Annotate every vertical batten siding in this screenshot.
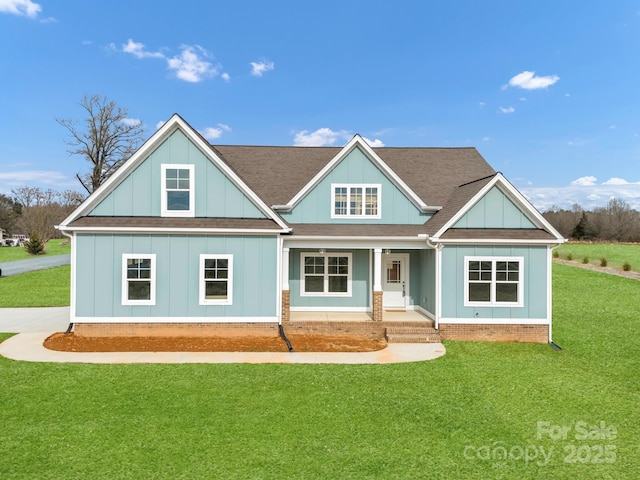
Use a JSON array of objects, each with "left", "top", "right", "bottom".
[
  {"left": 281, "top": 147, "right": 429, "bottom": 225},
  {"left": 454, "top": 187, "right": 536, "bottom": 229},
  {"left": 75, "top": 234, "right": 278, "bottom": 319},
  {"left": 88, "top": 130, "right": 266, "bottom": 219},
  {"left": 440, "top": 245, "right": 548, "bottom": 320}
]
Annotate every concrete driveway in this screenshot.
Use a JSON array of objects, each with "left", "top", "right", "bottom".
[
  {"left": 0, "top": 307, "right": 70, "bottom": 333},
  {"left": 0, "top": 254, "right": 70, "bottom": 277}
]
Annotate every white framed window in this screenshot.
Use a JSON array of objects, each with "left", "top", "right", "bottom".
[
  {"left": 122, "top": 254, "right": 156, "bottom": 305},
  {"left": 301, "top": 252, "right": 352, "bottom": 297},
  {"left": 161, "top": 164, "right": 195, "bottom": 217},
  {"left": 464, "top": 256, "right": 524, "bottom": 307},
  {"left": 331, "top": 184, "right": 381, "bottom": 219},
  {"left": 199, "top": 254, "right": 233, "bottom": 305}
]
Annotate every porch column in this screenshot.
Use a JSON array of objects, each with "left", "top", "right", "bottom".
[
  {"left": 373, "top": 248, "right": 383, "bottom": 321},
  {"left": 281, "top": 248, "right": 290, "bottom": 323}
]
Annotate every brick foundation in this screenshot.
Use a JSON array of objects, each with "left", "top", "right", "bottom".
[
  {"left": 74, "top": 322, "right": 279, "bottom": 338},
  {"left": 372, "top": 291, "right": 383, "bottom": 321},
  {"left": 438, "top": 323, "right": 549, "bottom": 343},
  {"left": 281, "top": 290, "right": 290, "bottom": 323}
]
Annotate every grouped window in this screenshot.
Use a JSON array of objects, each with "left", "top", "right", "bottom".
[
  {"left": 331, "top": 184, "right": 381, "bottom": 218},
  {"left": 121, "top": 254, "right": 156, "bottom": 305},
  {"left": 464, "top": 256, "right": 523, "bottom": 307},
  {"left": 161, "top": 164, "right": 194, "bottom": 217},
  {"left": 301, "top": 252, "right": 352, "bottom": 296}
]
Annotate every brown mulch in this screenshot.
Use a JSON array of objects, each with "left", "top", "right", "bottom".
[
  {"left": 43, "top": 333, "right": 387, "bottom": 353},
  {"left": 553, "top": 258, "right": 640, "bottom": 281}
]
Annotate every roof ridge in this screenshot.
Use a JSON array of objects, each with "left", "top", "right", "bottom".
[{"left": 457, "top": 173, "right": 498, "bottom": 188}]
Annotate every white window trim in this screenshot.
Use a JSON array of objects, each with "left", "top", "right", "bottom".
[
  {"left": 199, "top": 254, "right": 233, "bottom": 306},
  {"left": 331, "top": 183, "right": 381, "bottom": 219},
  {"left": 464, "top": 256, "right": 524, "bottom": 307},
  {"left": 300, "top": 252, "right": 352, "bottom": 297},
  {"left": 121, "top": 254, "right": 156, "bottom": 306},
  {"left": 161, "top": 164, "right": 195, "bottom": 217}
]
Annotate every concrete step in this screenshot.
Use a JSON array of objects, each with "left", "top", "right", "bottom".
[{"left": 385, "top": 326, "right": 442, "bottom": 343}]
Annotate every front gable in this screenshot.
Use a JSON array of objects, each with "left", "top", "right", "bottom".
[
  {"left": 280, "top": 138, "right": 433, "bottom": 225},
  {"left": 88, "top": 129, "right": 266, "bottom": 219},
  {"left": 453, "top": 185, "right": 536, "bottom": 229}
]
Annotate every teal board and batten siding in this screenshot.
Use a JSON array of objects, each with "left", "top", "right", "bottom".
[
  {"left": 440, "top": 245, "right": 548, "bottom": 319},
  {"left": 75, "top": 234, "right": 278, "bottom": 319},
  {"left": 280, "top": 146, "right": 431, "bottom": 225},
  {"left": 88, "top": 130, "right": 266, "bottom": 219},
  {"left": 454, "top": 186, "right": 536, "bottom": 229},
  {"left": 289, "top": 249, "right": 370, "bottom": 308},
  {"left": 415, "top": 249, "right": 436, "bottom": 315}
]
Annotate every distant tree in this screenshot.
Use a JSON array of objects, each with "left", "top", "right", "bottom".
[
  {"left": 571, "top": 211, "right": 595, "bottom": 241},
  {"left": 57, "top": 94, "right": 145, "bottom": 195},
  {"left": 592, "top": 198, "right": 637, "bottom": 242},
  {"left": 542, "top": 204, "right": 582, "bottom": 239},
  {"left": 0, "top": 193, "right": 22, "bottom": 236},
  {"left": 11, "top": 187, "right": 82, "bottom": 254}
]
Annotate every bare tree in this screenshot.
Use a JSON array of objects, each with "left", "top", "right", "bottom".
[
  {"left": 12, "top": 187, "right": 82, "bottom": 254},
  {"left": 57, "top": 94, "right": 145, "bottom": 194}
]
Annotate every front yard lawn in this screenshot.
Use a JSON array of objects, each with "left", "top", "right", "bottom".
[{"left": 0, "top": 263, "right": 637, "bottom": 478}]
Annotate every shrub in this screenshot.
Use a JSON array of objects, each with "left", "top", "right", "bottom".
[
  {"left": 553, "top": 250, "right": 559, "bottom": 258},
  {"left": 566, "top": 253, "right": 573, "bottom": 261},
  {"left": 23, "top": 235, "right": 46, "bottom": 255},
  {"left": 623, "top": 262, "right": 631, "bottom": 272},
  {"left": 582, "top": 256, "right": 589, "bottom": 264},
  {"left": 600, "top": 257, "right": 608, "bottom": 267}
]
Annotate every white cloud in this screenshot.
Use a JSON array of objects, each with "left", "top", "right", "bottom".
[
  {"left": 293, "top": 128, "right": 350, "bottom": 146},
  {"left": 478, "top": 102, "right": 486, "bottom": 108},
  {"left": 168, "top": 45, "right": 218, "bottom": 82},
  {"left": 506, "top": 70, "right": 559, "bottom": 90},
  {"left": 122, "top": 39, "right": 164, "bottom": 59},
  {"left": 571, "top": 176, "right": 597, "bottom": 186},
  {"left": 0, "top": 170, "right": 75, "bottom": 194},
  {"left": 120, "top": 117, "right": 142, "bottom": 127},
  {"left": 217, "top": 123, "right": 231, "bottom": 132},
  {"left": 482, "top": 136, "right": 491, "bottom": 142},
  {"left": 520, "top": 176, "right": 640, "bottom": 211},
  {"left": 155, "top": 120, "right": 166, "bottom": 130},
  {"left": 603, "top": 177, "right": 632, "bottom": 185},
  {"left": 221, "top": 72, "right": 230, "bottom": 82},
  {"left": 499, "top": 106, "right": 515, "bottom": 114},
  {"left": 609, "top": 124, "right": 616, "bottom": 129},
  {"left": 0, "top": 0, "right": 41, "bottom": 18},
  {"left": 200, "top": 127, "right": 223, "bottom": 141},
  {"left": 363, "top": 137, "right": 385, "bottom": 147},
  {"left": 250, "top": 60, "right": 274, "bottom": 77}
]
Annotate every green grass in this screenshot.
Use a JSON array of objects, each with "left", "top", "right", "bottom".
[
  {"left": 0, "top": 263, "right": 638, "bottom": 478},
  {"left": 0, "top": 238, "right": 71, "bottom": 262},
  {"left": 0, "top": 265, "right": 70, "bottom": 307},
  {"left": 556, "top": 242, "right": 640, "bottom": 272}
]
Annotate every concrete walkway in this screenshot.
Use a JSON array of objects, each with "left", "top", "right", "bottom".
[
  {"left": 0, "top": 254, "right": 71, "bottom": 277},
  {"left": 0, "top": 332, "right": 446, "bottom": 364},
  {"left": 0, "top": 307, "right": 446, "bottom": 364}
]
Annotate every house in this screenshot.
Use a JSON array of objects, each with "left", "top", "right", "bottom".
[{"left": 57, "top": 114, "right": 565, "bottom": 344}]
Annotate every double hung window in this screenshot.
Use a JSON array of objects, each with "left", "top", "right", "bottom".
[
  {"left": 161, "top": 164, "right": 194, "bottom": 216},
  {"left": 199, "top": 254, "right": 233, "bottom": 305},
  {"left": 122, "top": 254, "right": 156, "bottom": 305},
  {"left": 464, "top": 257, "right": 523, "bottom": 306}
]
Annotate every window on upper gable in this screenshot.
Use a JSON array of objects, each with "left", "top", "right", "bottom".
[
  {"left": 331, "top": 184, "right": 381, "bottom": 219},
  {"left": 161, "top": 164, "right": 194, "bottom": 217}
]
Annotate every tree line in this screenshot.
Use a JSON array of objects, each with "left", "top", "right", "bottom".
[{"left": 543, "top": 198, "right": 640, "bottom": 242}]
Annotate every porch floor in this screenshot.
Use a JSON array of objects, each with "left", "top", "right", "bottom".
[{"left": 289, "top": 309, "right": 431, "bottom": 323}]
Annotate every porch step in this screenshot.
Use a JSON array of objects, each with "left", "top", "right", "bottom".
[{"left": 385, "top": 326, "right": 442, "bottom": 344}]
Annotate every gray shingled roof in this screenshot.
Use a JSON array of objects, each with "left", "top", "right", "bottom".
[
  {"left": 212, "top": 145, "right": 495, "bottom": 208},
  {"left": 68, "top": 217, "right": 283, "bottom": 230}
]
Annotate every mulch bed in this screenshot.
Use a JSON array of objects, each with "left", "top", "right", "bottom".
[
  {"left": 43, "top": 333, "right": 387, "bottom": 353},
  {"left": 553, "top": 258, "right": 640, "bottom": 281}
]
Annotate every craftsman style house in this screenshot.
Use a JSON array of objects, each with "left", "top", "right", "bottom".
[{"left": 57, "top": 114, "right": 565, "bottom": 343}]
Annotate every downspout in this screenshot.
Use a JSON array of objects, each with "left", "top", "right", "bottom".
[
  {"left": 548, "top": 243, "right": 563, "bottom": 350},
  {"left": 59, "top": 228, "right": 75, "bottom": 334},
  {"left": 424, "top": 236, "right": 442, "bottom": 330}
]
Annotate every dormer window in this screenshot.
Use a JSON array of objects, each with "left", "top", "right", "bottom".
[
  {"left": 331, "top": 184, "right": 381, "bottom": 219},
  {"left": 161, "top": 164, "right": 194, "bottom": 217}
]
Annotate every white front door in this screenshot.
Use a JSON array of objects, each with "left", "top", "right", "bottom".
[{"left": 382, "top": 254, "right": 409, "bottom": 309}]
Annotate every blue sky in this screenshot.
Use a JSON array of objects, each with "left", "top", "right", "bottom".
[{"left": 1, "top": 0, "right": 640, "bottom": 211}]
